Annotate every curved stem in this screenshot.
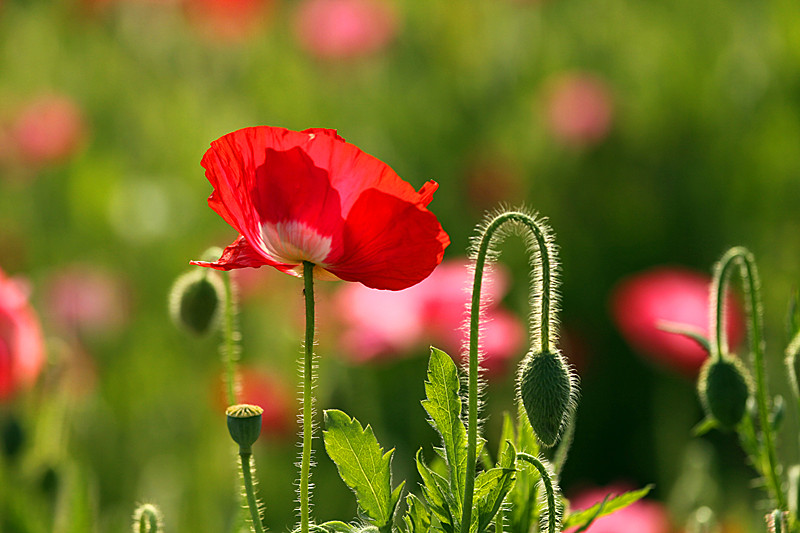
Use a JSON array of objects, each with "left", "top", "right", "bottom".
[
  {"left": 462, "top": 211, "right": 555, "bottom": 533},
  {"left": 517, "top": 453, "right": 558, "bottom": 533},
  {"left": 300, "top": 261, "right": 316, "bottom": 533},
  {"left": 240, "top": 451, "right": 266, "bottom": 533},
  {"left": 222, "top": 272, "right": 239, "bottom": 406},
  {"left": 714, "top": 247, "right": 786, "bottom": 509}
]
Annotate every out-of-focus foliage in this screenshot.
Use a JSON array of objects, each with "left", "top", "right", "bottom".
[{"left": 1, "top": 0, "right": 800, "bottom": 531}]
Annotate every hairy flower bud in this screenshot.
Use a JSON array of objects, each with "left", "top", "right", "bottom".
[
  {"left": 168, "top": 269, "right": 224, "bottom": 336},
  {"left": 518, "top": 350, "right": 574, "bottom": 447},
  {"left": 226, "top": 404, "right": 264, "bottom": 451},
  {"left": 697, "top": 355, "right": 752, "bottom": 429}
]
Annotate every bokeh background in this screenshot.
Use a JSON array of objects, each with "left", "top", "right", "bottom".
[{"left": 2, "top": 0, "right": 800, "bottom": 531}]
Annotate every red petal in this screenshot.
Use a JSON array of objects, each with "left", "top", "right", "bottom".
[
  {"left": 328, "top": 189, "right": 450, "bottom": 290},
  {"left": 191, "top": 235, "right": 290, "bottom": 271}
]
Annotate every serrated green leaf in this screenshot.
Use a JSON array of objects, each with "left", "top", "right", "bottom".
[
  {"left": 403, "top": 493, "right": 431, "bottom": 533},
  {"left": 323, "top": 410, "right": 397, "bottom": 528},
  {"left": 470, "top": 441, "right": 516, "bottom": 533},
  {"left": 422, "top": 347, "right": 468, "bottom": 512},
  {"left": 562, "top": 485, "right": 654, "bottom": 529},
  {"left": 504, "top": 409, "right": 541, "bottom": 533},
  {"left": 417, "top": 449, "right": 458, "bottom": 533},
  {"left": 312, "top": 521, "right": 356, "bottom": 533}
]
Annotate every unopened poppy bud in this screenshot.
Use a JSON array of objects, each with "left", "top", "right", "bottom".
[
  {"left": 518, "top": 350, "right": 573, "bottom": 447},
  {"left": 226, "top": 404, "right": 263, "bottom": 451},
  {"left": 132, "top": 503, "right": 162, "bottom": 533},
  {"left": 697, "top": 355, "right": 752, "bottom": 429},
  {"left": 168, "top": 268, "right": 224, "bottom": 336}
]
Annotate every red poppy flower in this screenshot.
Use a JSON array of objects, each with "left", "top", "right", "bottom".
[
  {"left": 0, "top": 268, "right": 45, "bottom": 402},
  {"left": 192, "top": 126, "right": 449, "bottom": 291}
]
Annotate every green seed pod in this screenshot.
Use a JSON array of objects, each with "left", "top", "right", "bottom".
[
  {"left": 518, "top": 350, "right": 573, "bottom": 447},
  {"left": 697, "top": 355, "right": 752, "bottom": 429},
  {"left": 168, "top": 269, "right": 224, "bottom": 336},
  {"left": 226, "top": 404, "right": 263, "bottom": 451}
]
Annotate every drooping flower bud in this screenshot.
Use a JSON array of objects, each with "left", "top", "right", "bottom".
[
  {"left": 518, "top": 350, "right": 574, "bottom": 447},
  {"left": 132, "top": 503, "right": 162, "bottom": 533},
  {"left": 168, "top": 268, "right": 224, "bottom": 336},
  {"left": 226, "top": 404, "right": 264, "bottom": 451},
  {"left": 697, "top": 355, "right": 752, "bottom": 429}
]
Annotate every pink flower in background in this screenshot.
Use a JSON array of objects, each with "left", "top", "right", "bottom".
[
  {"left": 183, "top": 0, "right": 274, "bottom": 42},
  {"left": 44, "top": 265, "right": 130, "bottom": 337},
  {"left": 294, "top": 0, "right": 398, "bottom": 60},
  {"left": 335, "top": 259, "right": 525, "bottom": 376},
  {"left": 611, "top": 267, "right": 745, "bottom": 376},
  {"left": 543, "top": 72, "right": 613, "bottom": 147},
  {"left": 11, "top": 95, "right": 87, "bottom": 166},
  {"left": 565, "top": 485, "right": 671, "bottom": 533},
  {"left": 0, "top": 267, "right": 45, "bottom": 402}
]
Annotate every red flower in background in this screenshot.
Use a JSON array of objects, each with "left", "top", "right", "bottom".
[
  {"left": 183, "top": 0, "right": 274, "bottom": 42},
  {"left": 611, "top": 267, "right": 745, "bottom": 376},
  {"left": 11, "top": 95, "right": 87, "bottom": 167},
  {"left": 565, "top": 485, "right": 671, "bottom": 533},
  {"left": 294, "top": 0, "right": 398, "bottom": 60},
  {"left": 543, "top": 72, "right": 613, "bottom": 147},
  {"left": 0, "top": 268, "right": 46, "bottom": 402},
  {"left": 216, "top": 367, "right": 295, "bottom": 439},
  {"left": 192, "top": 126, "right": 449, "bottom": 291},
  {"left": 335, "top": 259, "right": 525, "bottom": 377}
]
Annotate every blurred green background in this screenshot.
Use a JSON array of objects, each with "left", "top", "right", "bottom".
[{"left": 2, "top": 0, "right": 800, "bottom": 531}]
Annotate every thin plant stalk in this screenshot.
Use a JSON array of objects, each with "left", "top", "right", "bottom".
[
  {"left": 222, "top": 272, "right": 239, "bottom": 406},
  {"left": 713, "top": 247, "right": 786, "bottom": 510},
  {"left": 300, "top": 261, "right": 317, "bottom": 533},
  {"left": 463, "top": 211, "right": 555, "bottom": 533},
  {"left": 240, "top": 451, "right": 266, "bottom": 533},
  {"left": 517, "top": 453, "right": 558, "bottom": 533}
]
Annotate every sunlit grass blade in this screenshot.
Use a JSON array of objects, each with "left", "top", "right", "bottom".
[{"left": 561, "top": 485, "right": 654, "bottom": 529}]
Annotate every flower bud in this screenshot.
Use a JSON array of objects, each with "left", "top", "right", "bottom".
[
  {"left": 518, "top": 350, "right": 573, "bottom": 447},
  {"left": 168, "top": 269, "right": 224, "bottom": 336},
  {"left": 697, "top": 355, "right": 752, "bottom": 429},
  {"left": 132, "top": 503, "right": 162, "bottom": 533},
  {"left": 226, "top": 404, "right": 264, "bottom": 451}
]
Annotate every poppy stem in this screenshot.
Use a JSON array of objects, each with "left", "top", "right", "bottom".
[
  {"left": 222, "top": 272, "right": 239, "bottom": 406},
  {"left": 300, "top": 261, "right": 316, "bottom": 533},
  {"left": 239, "top": 451, "right": 266, "bottom": 533},
  {"left": 712, "top": 247, "right": 786, "bottom": 510},
  {"left": 463, "top": 210, "right": 556, "bottom": 533},
  {"left": 516, "top": 453, "right": 559, "bottom": 533}
]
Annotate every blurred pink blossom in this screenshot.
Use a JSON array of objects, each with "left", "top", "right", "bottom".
[
  {"left": 0, "top": 267, "right": 46, "bottom": 402},
  {"left": 565, "top": 484, "right": 671, "bottom": 533},
  {"left": 610, "top": 266, "right": 745, "bottom": 376},
  {"left": 334, "top": 259, "right": 525, "bottom": 377},
  {"left": 543, "top": 72, "right": 613, "bottom": 147},
  {"left": 44, "top": 265, "right": 130, "bottom": 337},
  {"left": 11, "top": 95, "right": 87, "bottom": 167},
  {"left": 293, "top": 0, "right": 398, "bottom": 60}
]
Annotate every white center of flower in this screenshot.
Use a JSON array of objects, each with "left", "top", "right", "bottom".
[{"left": 260, "top": 220, "right": 333, "bottom": 266}]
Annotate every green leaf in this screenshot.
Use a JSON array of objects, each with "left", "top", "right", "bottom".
[
  {"left": 657, "top": 321, "right": 711, "bottom": 352},
  {"left": 416, "top": 449, "right": 458, "bottom": 533},
  {"left": 562, "top": 485, "right": 654, "bottom": 529},
  {"left": 312, "top": 521, "right": 356, "bottom": 533},
  {"left": 421, "top": 347, "right": 469, "bottom": 512},
  {"left": 323, "top": 410, "right": 400, "bottom": 529},
  {"left": 470, "top": 441, "right": 517, "bottom": 533},
  {"left": 402, "top": 493, "right": 431, "bottom": 533}
]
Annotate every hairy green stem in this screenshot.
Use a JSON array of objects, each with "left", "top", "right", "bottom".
[
  {"left": 517, "top": 453, "right": 557, "bottom": 533},
  {"left": 240, "top": 451, "right": 266, "bottom": 533},
  {"left": 463, "top": 211, "right": 554, "bottom": 533},
  {"left": 714, "top": 247, "right": 786, "bottom": 509},
  {"left": 300, "top": 261, "right": 316, "bottom": 533},
  {"left": 222, "top": 272, "right": 239, "bottom": 406}
]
